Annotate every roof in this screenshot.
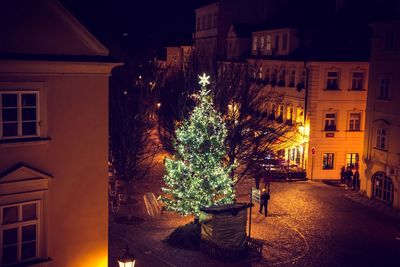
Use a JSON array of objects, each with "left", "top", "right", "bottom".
[
  {"left": 200, "top": 203, "right": 253, "bottom": 214},
  {"left": 230, "top": 23, "right": 254, "bottom": 38},
  {"left": 0, "top": 0, "right": 110, "bottom": 58}
]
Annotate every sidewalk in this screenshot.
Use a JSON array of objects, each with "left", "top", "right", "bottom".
[{"left": 344, "top": 191, "right": 400, "bottom": 222}]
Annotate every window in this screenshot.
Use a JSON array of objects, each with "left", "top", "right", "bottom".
[
  {"left": 346, "top": 153, "right": 359, "bottom": 168},
  {"left": 349, "top": 113, "right": 361, "bottom": 131},
  {"left": 260, "top": 36, "right": 265, "bottom": 51},
  {"left": 282, "top": 32, "right": 287, "bottom": 50},
  {"left": 351, "top": 72, "right": 364, "bottom": 90},
  {"left": 326, "top": 71, "right": 339, "bottom": 90},
  {"left": 207, "top": 14, "right": 212, "bottom": 29},
  {"left": 373, "top": 172, "right": 393, "bottom": 204},
  {"left": 266, "top": 34, "right": 272, "bottom": 50},
  {"left": 324, "top": 113, "right": 336, "bottom": 131},
  {"left": 275, "top": 35, "right": 279, "bottom": 50},
  {"left": 213, "top": 12, "right": 218, "bottom": 28},
  {"left": 376, "top": 127, "right": 387, "bottom": 150},
  {"left": 378, "top": 76, "right": 390, "bottom": 99},
  {"left": 258, "top": 66, "right": 263, "bottom": 79},
  {"left": 287, "top": 106, "right": 293, "bottom": 122},
  {"left": 253, "top": 36, "right": 258, "bottom": 51},
  {"left": 384, "top": 32, "right": 395, "bottom": 50},
  {"left": 296, "top": 107, "right": 303, "bottom": 124},
  {"left": 289, "top": 69, "right": 295, "bottom": 87},
  {"left": 201, "top": 15, "right": 206, "bottom": 30},
  {"left": 196, "top": 17, "right": 201, "bottom": 31},
  {"left": 1, "top": 202, "right": 40, "bottom": 265},
  {"left": 1, "top": 91, "right": 39, "bottom": 139},
  {"left": 323, "top": 153, "right": 334, "bottom": 170}
]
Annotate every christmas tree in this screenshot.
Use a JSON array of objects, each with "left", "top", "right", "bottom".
[{"left": 162, "top": 74, "right": 235, "bottom": 218}]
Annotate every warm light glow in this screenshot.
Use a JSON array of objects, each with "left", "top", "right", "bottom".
[
  {"left": 198, "top": 73, "right": 210, "bottom": 87},
  {"left": 118, "top": 259, "right": 135, "bottom": 267},
  {"left": 156, "top": 102, "right": 161, "bottom": 108}
]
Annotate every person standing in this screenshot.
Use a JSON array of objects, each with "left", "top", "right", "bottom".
[
  {"left": 353, "top": 170, "right": 360, "bottom": 191},
  {"left": 259, "top": 188, "right": 270, "bottom": 217},
  {"left": 340, "top": 166, "right": 345, "bottom": 183}
]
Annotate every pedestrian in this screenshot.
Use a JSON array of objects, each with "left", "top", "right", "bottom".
[
  {"left": 344, "top": 166, "right": 353, "bottom": 189},
  {"left": 340, "top": 166, "right": 345, "bottom": 183},
  {"left": 353, "top": 170, "right": 359, "bottom": 191},
  {"left": 259, "top": 188, "right": 270, "bottom": 217}
]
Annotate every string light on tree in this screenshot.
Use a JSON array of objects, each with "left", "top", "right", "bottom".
[{"left": 162, "top": 74, "right": 235, "bottom": 218}]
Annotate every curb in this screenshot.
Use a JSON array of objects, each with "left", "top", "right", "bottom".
[{"left": 344, "top": 193, "right": 400, "bottom": 222}]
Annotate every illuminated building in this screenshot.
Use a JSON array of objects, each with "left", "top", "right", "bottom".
[
  {"left": 0, "top": 0, "right": 119, "bottom": 266},
  {"left": 361, "top": 20, "right": 400, "bottom": 207},
  {"left": 246, "top": 24, "right": 369, "bottom": 180}
]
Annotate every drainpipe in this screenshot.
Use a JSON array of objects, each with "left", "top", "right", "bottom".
[{"left": 301, "top": 60, "right": 310, "bottom": 172}]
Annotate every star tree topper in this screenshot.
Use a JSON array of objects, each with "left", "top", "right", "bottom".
[{"left": 198, "top": 73, "right": 210, "bottom": 87}]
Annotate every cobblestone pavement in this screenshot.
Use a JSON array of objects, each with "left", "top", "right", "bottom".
[{"left": 109, "top": 171, "right": 400, "bottom": 267}]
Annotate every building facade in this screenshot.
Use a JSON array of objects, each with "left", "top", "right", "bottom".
[
  {"left": 361, "top": 20, "right": 400, "bottom": 208},
  {"left": 0, "top": 1, "right": 119, "bottom": 266},
  {"left": 248, "top": 26, "right": 369, "bottom": 180}
]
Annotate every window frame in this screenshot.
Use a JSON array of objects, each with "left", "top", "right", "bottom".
[
  {"left": 348, "top": 112, "right": 361, "bottom": 131},
  {"left": 346, "top": 153, "right": 359, "bottom": 168},
  {"left": 326, "top": 70, "right": 340, "bottom": 90},
  {"left": 377, "top": 75, "right": 391, "bottom": 100},
  {"left": 375, "top": 127, "right": 388, "bottom": 150},
  {"left": 0, "top": 90, "right": 40, "bottom": 140},
  {"left": 266, "top": 34, "right": 272, "bottom": 51},
  {"left": 322, "top": 153, "right": 335, "bottom": 170},
  {"left": 324, "top": 112, "right": 337, "bottom": 131},
  {"left": 350, "top": 71, "right": 365, "bottom": 90},
  {"left": 0, "top": 200, "right": 41, "bottom": 266}
]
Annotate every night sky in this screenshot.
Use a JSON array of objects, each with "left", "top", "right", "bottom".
[{"left": 59, "top": 0, "right": 215, "bottom": 61}]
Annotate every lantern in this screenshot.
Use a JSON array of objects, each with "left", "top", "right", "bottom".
[{"left": 117, "top": 246, "right": 135, "bottom": 267}]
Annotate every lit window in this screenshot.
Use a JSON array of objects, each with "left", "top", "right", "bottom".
[
  {"left": 346, "top": 153, "right": 359, "bottom": 168},
  {"left": 324, "top": 113, "right": 336, "bottom": 131},
  {"left": 1, "top": 91, "right": 39, "bottom": 139},
  {"left": 376, "top": 127, "right": 387, "bottom": 150},
  {"left": 351, "top": 72, "right": 364, "bottom": 90},
  {"left": 282, "top": 32, "right": 287, "bottom": 50},
  {"left": 1, "top": 202, "right": 40, "bottom": 265},
  {"left": 253, "top": 36, "right": 258, "bottom": 51},
  {"left": 258, "top": 66, "right": 263, "bottom": 79},
  {"left": 322, "top": 153, "right": 334, "bottom": 170},
  {"left": 384, "top": 32, "right": 395, "bottom": 50},
  {"left": 266, "top": 34, "right": 272, "bottom": 50},
  {"left": 326, "top": 71, "right": 339, "bottom": 90},
  {"left": 260, "top": 36, "right": 265, "bottom": 51},
  {"left": 287, "top": 106, "right": 293, "bottom": 121},
  {"left": 378, "top": 76, "right": 390, "bottom": 99},
  {"left": 349, "top": 113, "right": 361, "bottom": 131}
]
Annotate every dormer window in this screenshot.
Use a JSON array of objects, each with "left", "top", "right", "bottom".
[
  {"left": 253, "top": 36, "right": 258, "bottom": 51},
  {"left": 275, "top": 35, "right": 279, "bottom": 51}
]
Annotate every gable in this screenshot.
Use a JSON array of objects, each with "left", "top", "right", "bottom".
[
  {"left": 0, "top": 163, "right": 52, "bottom": 183},
  {"left": 0, "top": 0, "right": 108, "bottom": 56},
  {"left": 227, "top": 25, "right": 238, "bottom": 39}
]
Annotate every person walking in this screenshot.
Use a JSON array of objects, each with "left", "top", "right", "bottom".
[
  {"left": 345, "top": 166, "right": 353, "bottom": 189},
  {"left": 340, "top": 166, "right": 345, "bottom": 183},
  {"left": 259, "top": 188, "right": 270, "bottom": 217},
  {"left": 353, "top": 170, "right": 360, "bottom": 191}
]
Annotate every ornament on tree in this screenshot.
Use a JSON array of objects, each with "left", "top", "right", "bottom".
[{"left": 162, "top": 73, "right": 235, "bottom": 217}]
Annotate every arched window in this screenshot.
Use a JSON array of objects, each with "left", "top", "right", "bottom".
[{"left": 372, "top": 172, "right": 394, "bottom": 205}]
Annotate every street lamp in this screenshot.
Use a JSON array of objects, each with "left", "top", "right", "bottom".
[{"left": 117, "top": 246, "right": 136, "bottom": 267}]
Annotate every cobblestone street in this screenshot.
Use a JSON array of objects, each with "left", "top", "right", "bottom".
[{"left": 109, "top": 177, "right": 400, "bottom": 267}]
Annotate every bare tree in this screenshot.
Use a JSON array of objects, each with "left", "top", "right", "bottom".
[
  {"left": 215, "top": 61, "right": 298, "bottom": 185},
  {"left": 109, "top": 64, "right": 160, "bottom": 220}
]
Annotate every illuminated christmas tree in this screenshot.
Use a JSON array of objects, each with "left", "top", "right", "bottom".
[{"left": 162, "top": 74, "right": 235, "bottom": 218}]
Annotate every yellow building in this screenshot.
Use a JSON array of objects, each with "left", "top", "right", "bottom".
[
  {"left": 250, "top": 26, "right": 369, "bottom": 180},
  {"left": 361, "top": 20, "right": 400, "bottom": 208},
  {"left": 0, "top": 1, "right": 119, "bottom": 266}
]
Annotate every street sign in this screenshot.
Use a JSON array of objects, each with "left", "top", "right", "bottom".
[
  {"left": 251, "top": 187, "right": 260, "bottom": 202},
  {"left": 311, "top": 146, "right": 316, "bottom": 156}
]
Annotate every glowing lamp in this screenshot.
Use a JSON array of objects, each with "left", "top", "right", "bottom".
[{"left": 117, "top": 246, "right": 135, "bottom": 267}]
